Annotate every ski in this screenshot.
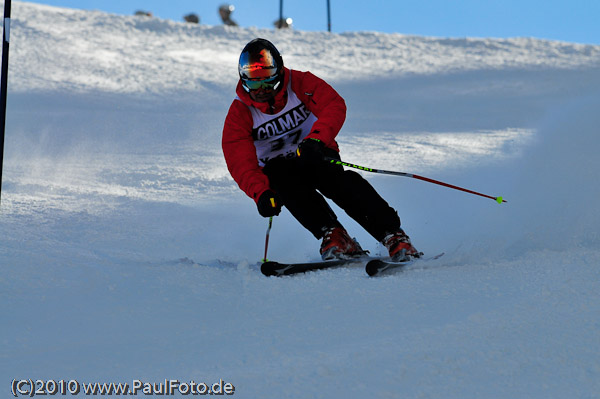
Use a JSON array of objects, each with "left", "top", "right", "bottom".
[
  {"left": 365, "top": 252, "right": 445, "bottom": 277},
  {"left": 261, "top": 252, "right": 445, "bottom": 277},
  {"left": 261, "top": 256, "right": 369, "bottom": 277}
]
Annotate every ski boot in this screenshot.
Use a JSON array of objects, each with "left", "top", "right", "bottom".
[
  {"left": 320, "top": 226, "right": 366, "bottom": 260},
  {"left": 382, "top": 229, "right": 422, "bottom": 262}
]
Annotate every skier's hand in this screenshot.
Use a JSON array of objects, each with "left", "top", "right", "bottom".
[
  {"left": 296, "top": 137, "right": 325, "bottom": 166},
  {"left": 257, "top": 189, "right": 282, "bottom": 217}
]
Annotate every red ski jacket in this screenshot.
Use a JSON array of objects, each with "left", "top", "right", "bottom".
[{"left": 222, "top": 68, "right": 346, "bottom": 203}]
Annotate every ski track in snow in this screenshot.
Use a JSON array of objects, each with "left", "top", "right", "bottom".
[{"left": 2, "top": 2, "right": 600, "bottom": 398}]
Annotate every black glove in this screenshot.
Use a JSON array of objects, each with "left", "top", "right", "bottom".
[
  {"left": 296, "top": 137, "right": 326, "bottom": 166},
  {"left": 257, "top": 189, "right": 282, "bottom": 217}
]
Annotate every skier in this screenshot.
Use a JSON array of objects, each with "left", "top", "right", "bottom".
[{"left": 222, "top": 38, "right": 420, "bottom": 261}]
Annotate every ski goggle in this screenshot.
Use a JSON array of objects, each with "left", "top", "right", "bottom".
[{"left": 241, "top": 74, "right": 281, "bottom": 92}]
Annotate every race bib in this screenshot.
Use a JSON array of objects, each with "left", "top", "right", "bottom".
[{"left": 248, "top": 79, "right": 318, "bottom": 166}]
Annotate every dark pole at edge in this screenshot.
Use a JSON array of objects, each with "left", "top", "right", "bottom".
[
  {"left": 0, "top": 0, "right": 11, "bottom": 206},
  {"left": 278, "top": 0, "right": 283, "bottom": 29},
  {"left": 326, "top": 0, "right": 331, "bottom": 32}
]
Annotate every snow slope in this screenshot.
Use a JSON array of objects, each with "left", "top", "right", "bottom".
[{"left": 2, "top": 2, "right": 600, "bottom": 398}]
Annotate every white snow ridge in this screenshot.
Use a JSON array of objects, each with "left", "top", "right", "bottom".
[{"left": 2, "top": 2, "right": 600, "bottom": 398}]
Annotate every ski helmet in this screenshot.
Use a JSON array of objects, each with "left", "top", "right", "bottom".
[{"left": 238, "top": 38, "right": 284, "bottom": 92}]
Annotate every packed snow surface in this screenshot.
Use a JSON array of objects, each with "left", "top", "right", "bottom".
[{"left": 2, "top": 2, "right": 600, "bottom": 398}]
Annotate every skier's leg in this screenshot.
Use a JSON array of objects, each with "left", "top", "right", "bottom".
[
  {"left": 263, "top": 157, "right": 340, "bottom": 239},
  {"left": 316, "top": 152, "right": 401, "bottom": 241}
]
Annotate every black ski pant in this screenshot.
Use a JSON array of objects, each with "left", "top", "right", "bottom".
[{"left": 263, "top": 150, "right": 401, "bottom": 241}]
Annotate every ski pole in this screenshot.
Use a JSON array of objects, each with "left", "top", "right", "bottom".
[
  {"left": 327, "top": 157, "right": 506, "bottom": 204},
  {"left": 262, "top": 216, "right": 273, "bottom": 263},
  {"left": 0, "top": 0, "right": 12, "bottom": 206}
]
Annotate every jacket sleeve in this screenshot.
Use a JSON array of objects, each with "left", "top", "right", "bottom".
[
  {"left": 222, "top": 99, "right": 270, "bottom": 203},
  {"left": 292, "top": 70, "right": 346, "bottom": 150}
]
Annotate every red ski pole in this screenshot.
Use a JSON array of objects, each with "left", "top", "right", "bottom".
[{"left": 327, "top": 158, "right": 506, "bottom": 204}]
